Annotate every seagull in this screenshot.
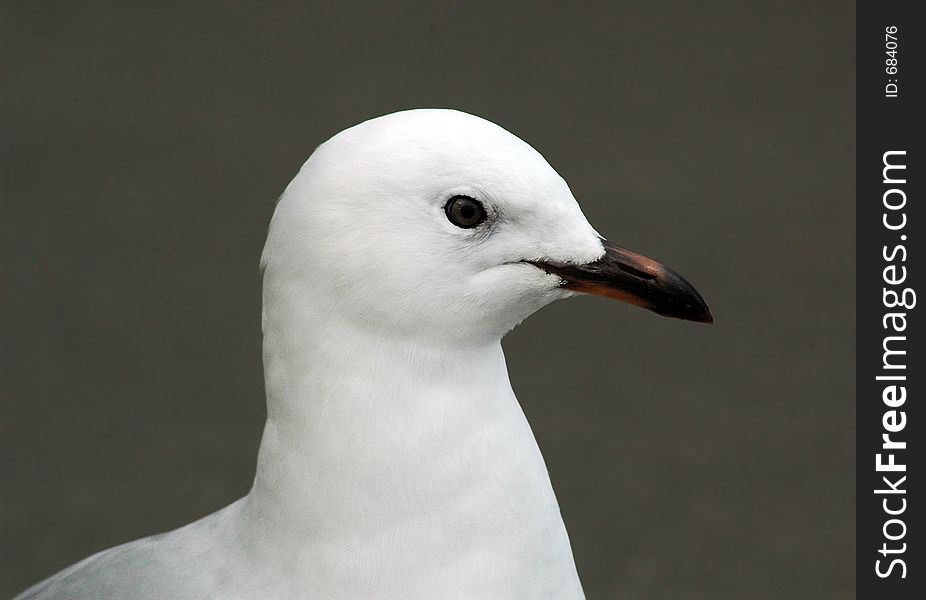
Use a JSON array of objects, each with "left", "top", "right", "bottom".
[{"left": 16, "top": 109, "right": 711, "bottom": 600}]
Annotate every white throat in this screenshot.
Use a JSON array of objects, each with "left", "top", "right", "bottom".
[{"left": 237, "top": 266, "right": 585, "bottom": 599}]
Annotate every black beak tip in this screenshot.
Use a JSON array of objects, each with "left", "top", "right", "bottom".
[
  {"left": 692, "top": 305, "right": 714, "bottom": 324},
  {"left": 655, "top": 274, "right": 713, "bottom": 324},
  {"left": 654, "top": 301, "right": 713, "bottom": 324}
]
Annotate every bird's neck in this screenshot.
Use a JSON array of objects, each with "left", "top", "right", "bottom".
[
  {"left": 248, "top": 313, "right": 520, "bottom": 525},
  {"left": 237, "top": 285, "right": 583, "bottom": 595}
]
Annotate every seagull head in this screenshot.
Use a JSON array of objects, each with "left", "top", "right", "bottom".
[{"left": 262, "top": 109, "right": 711, "bottom": 346}]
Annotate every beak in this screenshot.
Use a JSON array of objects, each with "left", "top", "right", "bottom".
[{"left": 531, "top": 241, "right": 713, "bottom": 324}]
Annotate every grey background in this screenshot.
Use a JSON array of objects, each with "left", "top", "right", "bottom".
[{"left": 1, "top": 1, "right": 855, "bottom": 598}]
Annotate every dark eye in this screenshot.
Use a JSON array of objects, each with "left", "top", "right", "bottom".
[{"left": 445, "top": 195, "right": 486, "bottom": 229}]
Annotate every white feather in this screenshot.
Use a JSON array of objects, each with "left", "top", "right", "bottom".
[{"left": 17, "top": 109, "right": 604, "bottom": 600}]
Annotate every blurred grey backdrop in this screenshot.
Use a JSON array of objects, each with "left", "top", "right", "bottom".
[{"left": 1, "top": 1, "right": 854, "bottom": 598}]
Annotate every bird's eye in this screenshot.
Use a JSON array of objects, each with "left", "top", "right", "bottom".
[{"left": 445, "top": 195, "right": 486, "bottom": 229}]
